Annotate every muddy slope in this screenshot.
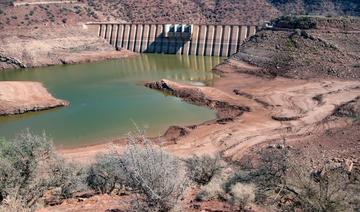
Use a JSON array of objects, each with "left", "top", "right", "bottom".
[{"left": 145, "top": 79, "right": 250, "bottom": 119}]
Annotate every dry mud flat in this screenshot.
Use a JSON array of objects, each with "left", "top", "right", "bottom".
[
  {"left": 149, "top": 60, "right": 360, "bottom": 160},
  {"left": 0, "top": 81, "right": 68, "bottom": 115}
]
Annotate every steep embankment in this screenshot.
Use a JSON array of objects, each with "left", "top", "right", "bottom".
[{"left": 0, "top": 81, "right": 68, "bottom": 115}]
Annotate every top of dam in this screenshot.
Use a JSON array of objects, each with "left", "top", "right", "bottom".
[{"left": 85, "top": 22, "right": 260, "bottom": 27}]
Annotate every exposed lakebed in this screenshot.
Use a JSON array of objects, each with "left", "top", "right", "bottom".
[{"left": 0, "top": 54, "right": 222, "bottom": 147}]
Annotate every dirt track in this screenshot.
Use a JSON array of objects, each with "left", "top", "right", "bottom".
[{"left": 0, "top": 81, "right": 68, "bottom": 115}]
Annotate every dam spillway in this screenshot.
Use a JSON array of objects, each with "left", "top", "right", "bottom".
[{"left": 85, "top": 23, "right": 257, "bottom": 57}]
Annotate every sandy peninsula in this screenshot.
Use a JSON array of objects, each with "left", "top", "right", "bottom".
[{"left": 0, "top": 81, "right": 69, "bottom": 115}]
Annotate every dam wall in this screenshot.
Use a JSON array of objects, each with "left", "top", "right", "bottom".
[{"left": 86, "top": 23, "right": 258, "bottom": 57}]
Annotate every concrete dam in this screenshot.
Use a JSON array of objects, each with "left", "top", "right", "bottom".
[{"left": 86, "top": 23, "right": 257, "bottom": 57}]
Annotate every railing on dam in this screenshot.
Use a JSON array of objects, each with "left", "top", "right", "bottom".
[{"left": 85, "top": 23, "right": 257, "bottom": 57}]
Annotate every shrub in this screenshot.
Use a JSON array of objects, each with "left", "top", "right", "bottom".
[
  {"left": 229, "top": 183, "right": 256, "bottom": 209},
  {"left": 195, "top": 172, "right": 229, "bottom": 202},
  {"left": 0, "top": 196, "right": 30, "bottom": 212},
  {"left": 120, "top": 134, "right": 188, "bottom": 211},
  {"left": 184, "top": 154, "right": 223, "bottom": 185},
  {"left": 223, "top": 170, "right": 253, "bottom": 193},
  {"left": 228, "top": 146, "right": 360, "bottom": 211},
  {"left": 0, "top": 130, "right": 86, "bottom": 210},
  {"left": 47, "top": 159, "right": 87, "bottom": 200},
  {"left": 86, "top": 153, "right": 125, "bottom": 194},
  {"left": 283, "top": 165, "right": 359, "bottom": 212}
]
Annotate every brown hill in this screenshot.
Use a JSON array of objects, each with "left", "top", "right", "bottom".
[
  {"left": 232, "top": 16, "right": 360, "bottom": 80},
  {"left": 1, "top": 0, "right": 360, "bottom": 30},
  {"left": 268, "top": 0, "right": 360, "bottom": 16},
  {"left": 0, "top": 0, "right": 279, "bottom": 30},
  {"left": 85, "top": 0, "right": 279, "bottom": 24}
]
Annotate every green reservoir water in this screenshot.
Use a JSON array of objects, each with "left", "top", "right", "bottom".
[{"left": 0, "top": 54, "right": 222, "bottom": 147}]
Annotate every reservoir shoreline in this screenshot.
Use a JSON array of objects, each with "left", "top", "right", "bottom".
[{"left": 60, "top": 59, "right": 360, "bottom": 163}]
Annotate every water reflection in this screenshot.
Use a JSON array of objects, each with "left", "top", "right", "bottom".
[{"left": 106, "top": 54, "right": 222, "bottom": 84}]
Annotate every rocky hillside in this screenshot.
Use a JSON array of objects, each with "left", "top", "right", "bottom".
[
  {"left": 269, "top": 0, "right": 360, "bottom": 16},
  {"left": 0, "top": 0, "right": 279, "bottom": 29},
  {"left": 1, "top": 0, "right": 360, "bottom": 31},
  {"left": 0, "top": 1, "right": 103, "bottom": 30},
  {"left": 231, "top": 16, "right": 360, "bottom": 80},
  {"left": 85, "top": 0, "right": 279, "bottom": 24}
]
